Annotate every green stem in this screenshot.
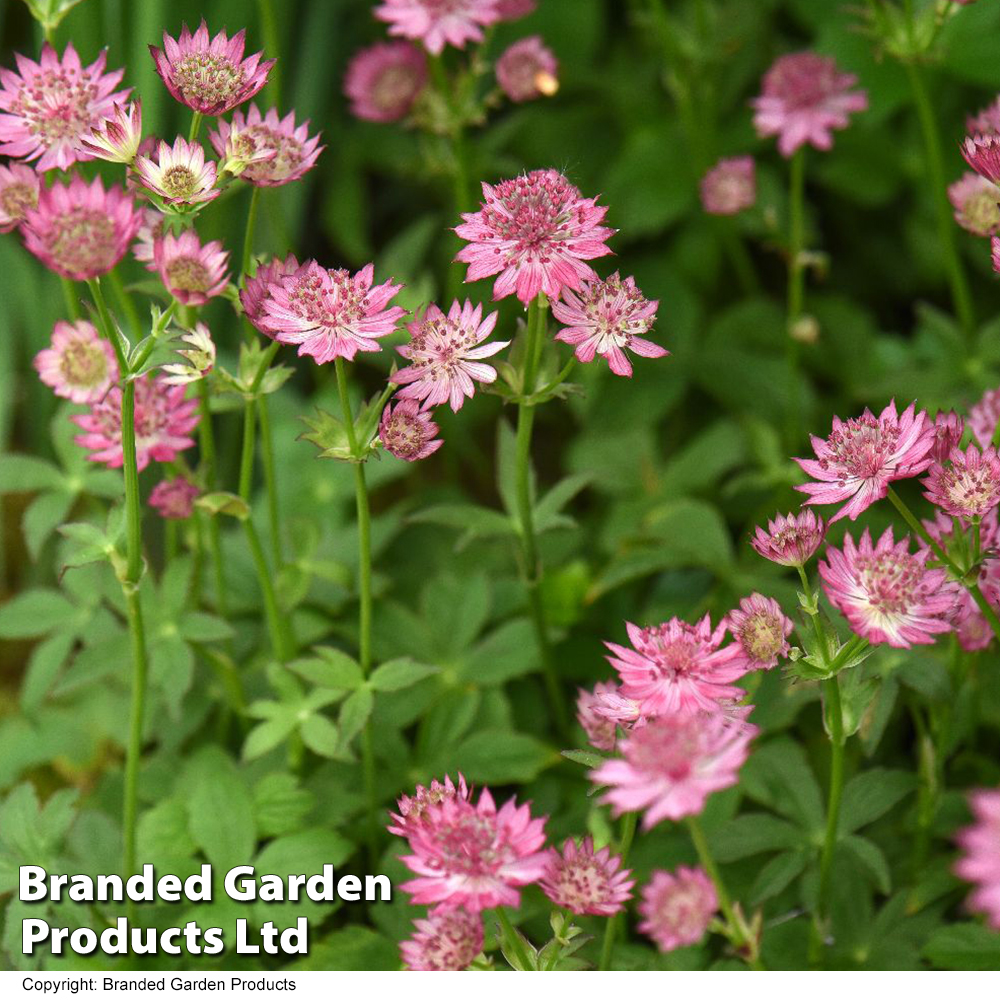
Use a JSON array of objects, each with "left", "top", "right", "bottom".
[
  {"left": 241, "top": 186, "right": 260, "bottom": 283},
  {"left": 786, "top": 147, "right": 806, "bottom": 447},
  {"left": 60, "top": 277, "right": 80, "bottom": 320},
  {"left": 188, "top": 111, "right": 203, "bottom": 144},
  {"left": 86, "top": 278, "right": 127, "bottom": 374},
  {"left": 598, "top": 811, "right": 638, "bottom": 971},
  {"left": 255, "top": 0, "right": 282, "bottom": 105},
  {"left": 107, "top": 268, "right": 142, "bottom": 340},
  {"left": 258, "top": 397, "right": 283, "bottom": 568},
  {"left": 721, "top": 224, "right": 760, "bottom": 297},
  {"left": 121, "top": 589, "right": 148, "bottom": 925},
  {"left": 197, "top": 380, "right": 228, "bottom": 617}
]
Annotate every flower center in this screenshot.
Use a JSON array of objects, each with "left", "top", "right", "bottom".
[
  {"left": 1, "top": 182, "right": 38, "bottom": 222},
  {"left": 173, "top": 53, "right": 245, "bottom": 108},
  {"left": 384, "top": 413, "right": 426, "bottom": 458},
  {"left": 551, "top": 858, "right": 608, "bottom": 908},
  {"left": 739, "top": 614, "right": 784, "bottom": 663},
  {"left": 242, "top": 126, "right": 304, "bottom": 183},
  {"left": 482, "top": 173, "right": 583, "bottom": 257},
  {"left": 373, "top": 65, "right": 422, "bottom": 114},
  {"left": 823, "top": 415, "right": 898, "bottom": 480},
  {"left": 432, "top": 815, "right": 503, "bottom": 877},
  {"left": 965, "top": 189, "right": 1000, "bottom": 233},
  {"left": 629, "top": 725, "right": 700, "bottom": 781},
  {"left": 856, "top": 551, "right": 921, "bottom": 616},
  {"left": 161, "top": 164, "right": 198, "bottom": 199},
  {"left": 942, "top": 465, "right": 1000, "bottom": 517},
  {"left": 48, "top": 208, "right": 116, "bottom": 274},
  {"left": 59, "top": 340, "right": 108, "bottom": 389},
  {"left": 166, "top": 256, "right": 211, "bottom": 293},
  {"left": 14, "top": 68, "right": 97, "bottom": 144}
]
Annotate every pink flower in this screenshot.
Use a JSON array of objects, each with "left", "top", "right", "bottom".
[
  {"left": 970, "top": 386, "right": 1000, "bottom": 448},
  {"left": 132, "top": 207, "right": 167, "bottom": 268},
  {"left": 374, "top": 0, "right": 501, "bottom": 56},
  {"left": 931, "top": 410, "right": 966, "bottom": 464},
  {"left": 149, "top": 477, "right": 199, "bottom": 520},
  {"left": 262, "top": 261, "right": 406, "bottom": 363},
  {"left": 380, "top": 398, "right": 444, "bottom": 462},
  {"left": 752, "top": 51, "right": 867, "bottom": 158},
  {"left": 455, "top": 169, "right": 615, "bottom": 305},
  {"left": 34, "top": 320, "right": 118, "bottom": 404},
  {"left": 591, "top": 711, "right": 755, "bottom": 828},
  {"left": 397, "top": 786, "right": 548, "bottom": 912},
  {"left": 210, "top": 105, "right": 323, "bottom": 187},
  {"left": 750, "top": 509, "right": 826, "bottom": 567},
  {"left": 154, "top": 228, "right": 230, "bottom": 306},
  {"left": 72, "top": 375, "right": 198, "bottom": 470},
  {"left": 967, "top": 96, "right": 1000, "bottom": 137},
  {"left": 393, "top": 300, "right": 507, "bottom": 411},
  {"left": 700, "top": 156, "right": 756, "bottom": 215},
  {"left": 539, "top": 837, "right": 634, "bottom": 917},
  {"left": 0, "top": 43, "right": 129, "bottom": 171},
  {"left": 0, "top": 163, "right": 40, "bottom": 232},
  {"left": 79, "top": 100, "right": 143, "bottom": 164},
  {"left": 551, "top": 272, "right": 665, "bottom": 377},
  {"left": 638, "top": 867, "right": 717, "bottom": 952},
  {"left": 150, "top": 20, "right": 274, "bottom": 116},
  {"left": 948, "top": 172, "right": 1000, "bottom": 237},
  {"left": 134, "top": 136, "right": 219, "bottom": 206},
  {"left": 495, "top": 0, "right": 537, "bottom": 19},
  {"left": 343, "top": 42, "right": 428, "bottom": 123},
  {"left": 496, "top": 36, "right": 559, "bottom": 103},
  {"left": 819, "top": 527, "right": 958, "bottom": 648},
  {"left": 955, "top": 787, "right": 1000, "bottom": 930},
  {"left": 993, "top": 234, "right": 1000, "bottom": 274},
  {"left": 962, "top": 133, "right": 1000, "bottom": 186},
  {"left": 388, "top": 774, "right": 471, "bottom": 840},
  {"left": 576, "top": 681, "right": 637, "bottom": 752},
  {"left": 400, "top": 906, "right": 483, "bottom": 971},
  {"left": 923, "top": 443, "right": 1000, "bottom": 520},
  {"left": 240, "top": 254, "right": 303, "bottom": 335},
  {"left": 723, "top": 593, "right": 793, "bottom": 672},
  {"left": 795, "top": 401, "right": 935, "bottom": 522},
  {"left": 22, "top": 175, "right": 142, "bottom": 281}
]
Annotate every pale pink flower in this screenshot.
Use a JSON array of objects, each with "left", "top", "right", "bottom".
[
  {"left": 240, "top": 254, "right": 303, "bottom": 335},
  {"left": 962, "top": 133, "right": 1000, "bottom": 186},
  {"left": 154, "top": 228, "right": 230, "bottom": 306},
  {"left": 931, "top": 410, "right": 966, "bottom": 463},
  {"left": 375, "top": 0, "right": 501, "bottom": 56},
  {"left": 150, "top": 20, "right": 274, "bottom": 116},
  {"left": 400, "top": 906, "right": 483, "bottom": 971},
  {"left": 343, "top": 42, "right": 428, "bottom": 123},
  {"left": 22, "top": 175, "right": 141, "bottom": 281},
  {"left": 551, "top": 272, "right": 665, "bottom": 377},
  {"left": 149, "top": 477, "right": 199, "bottom": 520},
  {"left": 700, "top": 156, "right": 756, "bottom": 215},
  {"left": 388, "top": 774, "right": 471, "bottom": 839},
  {"left": 722, "top": 593, "right": 793, "bottom": 672},
  {"left": 923, "top": 444, "right": 1000, "bottom": 520},
  {"left": 577, "top": 681, "right": 630, "bottom": 752},
  {"left": 591, "top": 711, "right": 755, "bottom": 828},
  {"left": 393, "top": 300, "right": 507, "bottom": 411},
  {"left": 495, "top": 0, "right": 536, "bottom": 19},
  {"left": 72, "top": 375, "right": 198, "bottom": 470},
  {"left": 795, "top": 401, "right": 935, "bottom": 522},
  {"left": 819, "top": 527, "right": 958, "bottom": 648},
  {"left": 993, "top": 234, "right": 1000, "bottom": 274},
  {"left": 638, "top": 867, "right": 718, "bottom": 952},
  {"left": 34, "top": 320, "right": 118, "bottom": 404},
  {"left": 262, "top": 261, "right": 406, "bottom": 363},
  {"left": 750, "top": 509, "right": 826, "bottom": 567},
  {"left": 132, "top": 206, "right": 167, "bottom": 268},
  {"left": 133, "top": 136, "right": 219, "bottom": 206},
  {"left": 397, "top": 786, "right": 548, "bottom": 912},
  {"left": 161, "top": 324, "right": 216, "bottom": 385},
  {"left": 955, "top": 787, "right": 1000, "bottom": 930},
  {"left": 0, "top": 43, "right": 129, "bottom": 171},
  {"left": 948, "top": 172, "right": 1000, "bottom": 237},
  {"left": 380, "top": 398, "right": 444, "bottom": 462},
  {"left": 455, "top": 169, "right": 615, "bottom": 305},
  {"left": 0, "top": 163, "right": 40, "bottom": 232},
  {"left": 967, "top": 96, "right": 1000, "bottom": 137},
  {"left": 539, "top": 837, "right": 634, "bottom": 917},
  {"left": 970, "top": 386, "right": 1000, "bottom": 448},
  {"left": 496, "top": 36, "right": 559, "bottom": 103},
  {"left": 752, "top": 51, "right": 867, "bottom": 158},
  {"left": 79, "top": 100, "right": 143, "bottom": 164}
]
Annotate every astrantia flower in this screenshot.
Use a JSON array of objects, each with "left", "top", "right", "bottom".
[
  {"left": 700, "top": 156, "right": 756, "bottom": 216},
  {"left": 79, "top": 100, "right": 143, "bottom": 164},
  {"left": 73, "top": 375, "right": 198, "bottom": 470},
  {"left": 591, "top": 710, "right": 755, "bottom": 828},
  {"left": 970, "top": 386, "right": 1000, "bottom": 448},
  {"left": 262, "top": 261, "right": 406, "bottom": 363},
  {"left": 154, "top": 229, "right": 230, "bottom": 306},
  {"left": 375, "top": 0, "right": 501, "bottom": 56},
  {"left": 240, "top": 254, "right": 302, "bottom": 335},
  {"left": 819, "top": 527, "right": 958, "bottom": 648},
  {"left": 0, "top": 163, "right": 39, "bottom": 232},
  {"left": 993, "top": 235, "right": 1000, "bottom": 274},
  {"left": 750, "top": 509, "right": 826, "bottom": 567},
  {"left": 968, "top": 96, "right": 1000, "bottom": 137},
  {"left": 723, "top": 593, "right": 793, "bottom": 672},
  {"left": 134, "top": 136, "right": 219, "bottom": 206},
  {"left": 397, "top": 786, "right": 548, "bottom": 912},
  {"left": 400, "top": 906, "right": 483, "bottom": 971},
  {"left": 495, "top": 0, "right": 536, "bottom": 19},
  {"left": 455, "top": 169, "right": 615, "bottom": 305},
  {"left": 149, "top": 477, "right": 199, "bottom": 520},
  {"left": 638, "top": 867, "right": 717, "bottom": 953},
  {"left": 393, "top": 300, "right": 507, "bottom": 411},
  {"left": 931, "top": 410, "right": 966, "bottom": 463},
  {"left": 795, "top": 401, "right": 935, "bottom": 522},
  {"left": 551, "top": 272, "right": 665, "bottom": 377},
  {"left": 22, "top": 175, "right": 142, "bottom": 281},
  {"left": 955, "top": 787, "right": 1000, "bottom": 930},
  {"left": 150, "top": 20, "right": 274, "bottom": 116},
  {"left": 34, "top": 320, "right": 117, "bottom": 404},
  {"left": 752, "top": 51, "right": 867, "bottom": 158},
  {"left": 0, "top": 43, "right": 129, "bottom": 171},
  {"left": 948, "top": 172, "right": 1000, "bottom": 237},
  {"left": 161, "top": 324, "right": 216, "bottom": 385},
  {"left": 577, "top": 681, "right": 632, "bottom": 752},
  {"left": 389, "top": 775, "right": 471, "bottom": 840},
  {"left": 962, "top": 133, "right": 1000, "bottom": 186},
  {"left": 343, "top": 42, "right": 428, "bottom": 124},
  {"left": 210, "top": 105, "right": 323, "bottom": 187},
  {"left": 539, "top": 837, "right": 634, "bottom": 917},
  {"left": 924, "top": 444, "right": 1000, "bottom": 520},
  {"left": 380, "top": 398, "right": 443, "bottom": 462},
  {"left": 133, "top": 207, "right": 167, "bottom": 268},
  {"left": 496, "top": 36, "right": 559, "bottom": 103}
]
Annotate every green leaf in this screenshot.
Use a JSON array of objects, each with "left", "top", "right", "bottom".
[
  {"left": 561, "top": 748, "right": 607, "bottom": 768},
  {"left": 0, "top": 589, "right": 76, "bottom": 638},
  {"left": 20, "top": 632, "right": 74, "bottom": 712},
  {"left": 186, "top": 750, "right": 256, "bottom": 871},
  {"left": 460, "top": 618, "right": 538, "bottom": 685},
  {"left": 708, "top": 813, "right": 804, "bottom": 863},
  {"left": 838, "top": 769, "right": 916, "bottom": 835},
  {"left": 923, "top": 924, "right": 1000, "bottom": 970},
  {"left": 422, "top": 574, "right": 490, "bottom": 658},
  {"left": 840, "top": 835, "right": 891, "bottom": 895},
  {"left": 741, "top": 739, "right": 824, "bottom": 832},
  {"left": 534, "top": 473, "right": 592, "bottom": 533},
  {"left": 136, "top": 799, "right": 197, "bottom": 867},
  {"left": 195, "top": 491, "right": 250, "bottom": 520},
  {"left": 408, "top": 503, "right": 515, "bottom": 550},
  {"left": 23, "top": 491, "right": 74, "bottom": 561},
  {"left": 449, "top": 730, "right": 554, "bottom": 783},
  {"left": 369, "top": 658, "right": 440, "bottom": 692},
  {"left": 253, "top": 774, "right": 315, "bottom": 838},
  {"left": 289, "top": 926, "right": 398, "bottom": 972},
  {"left": 179, "top": 612, "right": 234, "bottom": 643},
  {"left": 0, "top": 454, "right": 61, "bottom": 493},
  {"left": 337, "top": 687, "right": 374, "bottom": 754},
  {"left": 749, "top": 850, "right": 807, "bottom": 904},
  {"left": 300, "top": 713, "right": 342, "bottom": 758},
  {"left": 243, "top": 712, "right": 298, "bottom": 762},
  {"left": 288, "top": 649, "right": 363, "bottom": 690}
]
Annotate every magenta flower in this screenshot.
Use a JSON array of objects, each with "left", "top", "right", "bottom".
[
  {"left": 343, "top": 41, "right": 428, "bottom": 123},
  {"left": 22, "top": 175, "right": 142, "bottom": 281},
  {"left": 576, "top": 681, "right": 639, "bottom": 752},
  {"left": 73, "top": 375, "right": 198, "bottom": 470},
  {"left": 0, "top": 43, "right": 129, "bottom": 171},
  {"left": 723, "top": 593, "right": 793, "bottom": 672},
  {"left": 154, "top": 228, "right": 230, "bottom": 306},
  {"left": 752, "top": 51, "right": 867, "bottom": 158},
  {"left": 150, "top": 20, "right": 274, "bottom": 116},
  {"left": 397, "top": 786, "right": 548, "bottom": 912},
  {"left": 931, "top": 410, "right": 966, "bottom": 463},
  {"left": 240, "top": 254, "right": 303, "bottom": 335},
  {"left": 375, "top": 0, "right": 501, "bottom": 56},
  {"left": 400, "top": 906, "right": 483, "bottom": 971},
  {"left": 495, "top": 0, "right": 537, "bottom": 19},
  {"left": 0, "top": 163, "right": 40, "bottom": 232},
  {"left": 591, "top": 711, "right": 755, "bottom": 829},
  {"left": 388, "top": 774, "right": 471, "bottom": 840},
  {"left": 970, "top": 386, "right": 1000, "bottom": 448},
  {"left": 380, "top": 398, "right": 444, "bottom": 462},
  {"left": 923, "top": 444, "right": 1000, "bottom": 521},
  {"left": 496, "top": 36, "right": 559, "bottom": 103},
  {"left": 700, "top": 156, "right": 756, "bottom": 216},
  {"left": 134, "top": 136, "right": 219, "bottom": 206},
  {"left": 638, "top": 867, "right": 718, "bottom": 953},
  {"left": 393, "top": 300, "right": 507, "bottom": 411},
  {"left": 34, "top": 320, "right": 118, "bottom": 404},
  {"left": 962, "top": 133, "right": 1000, "bottom": 186},
  {"left": 795, "top": 401, "right": 935, "bottom": 522},
  {"left": 149, "top": 477, "right": 199, "bottom": 520},
  {"left": 750, "top": 509, "right": 826, "bottom": 568},
  {"left": 539, "top": 837, "right": 634, "bottom": 917},
  {"left": 967, "top": 96, "right": 1000, "bottom": 137},
  {"left": 455, "top": 169, "right": 615, "bottom": 305},
  {"left": 79, "top": 100, "right": 143, "bottom": 164},
  {"left": 551, "top": 272, "right": 665, "bottom": 377},
  {"left": 948, "top": 172, "right": 1000, "bottom": 237},
  {"left": 955, "top": 787, "right": 1000, "bottom": 930}
]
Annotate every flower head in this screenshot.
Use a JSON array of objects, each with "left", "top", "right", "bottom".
[
  {"left": 539, "top": 837, "right": 634, "bottom": 917},
  {"left": 210, "top": 105, "right": 322, "bottom": 186},
  {"left": 962, "top": 133, "right": 1000, "bottom": 186},
  {"left": 400, "top": 906, "right": 483, "bottom": 971},
  {"left": 495, "top": 0, "right": 536, "bottom": 17},
  {"left": 0, "top": 43, "right": 129, "bottom": 171},
  {"left": 723, "top": 593, "right": 793, "bottom": 672},
  {"left": 375, "top": 0, "right": 501, "bottom": 56},
  {"left": 968, "top": 96, "right": 1000, "bottom": 137},
  {"left": 923, "top": 443, "right": 1000, "bottom": 521},
  {"left": 795, "top": 401, "right": 935, "bottom": 522},
  {"left": 551, "top": 272, "right": 665, "bottom": 377},
  {"left": 343, "top": 41, "right": 428, "bottom": 123},
  {"left": 79, "top": 100, "right": 143, "bottom": 164},
  {"left": 752, "top": 51, "right": 867, "bottom": 158},
  {"left": 161, "top": 323, "right": 216, "bottom": 385},
  {"left": 948, "top": 172, "right": 1000, "bottom": 237},
  {"left": 931, "top": 410, "right": 966, "bottom": 463},
  {"left": 34, "top": 320, "right": 117, "bottom": 404},
  {"left": 154, "top": 228, "right": 230, "bottom": 306},
  {"left": 149, "top": 477, "right": 199, "bottom": 520},
  {"left": 455, "top": 169, "right": 615, "bottom": 305},
  {"left": 240, "top": 254, "right": 303, "bottom": 335},
  {"left": 393, "top": 300, "right": 507, "bottom": 411},
  {"left": 496, "top": 36, "right": 559, "bottom": 103},
  {"left": 970, "top": 386, "right": 1000, "bottom": 448},
  {"left": 576, "top": 681, "right": 639, "bottom": 752},
  {"left": 150, "top": 20, "right": 274, "bottom": 116},
  {"left": 0, "top": 163, "right": 40, "bottom": 232},
  {"left": 638, "top": 867, "right": 717, "bottom": 952},
  {"left": 134, "top": 136, "right": 219, "bottom": 205},
  {"left": 133, "top": 207, "right": 167, "bottom": 268},
  {"left": 380, "top": 398, "right": 444, "bottom": 462},
  {"left": 750, "top": 509, "right": 826, "bottom": 567},
  {"left": 388, "top": 774, "right": 471, "bottom": 840},
  {"left": 955, "top": 787, "right": 1000, "bottom": 930},
  {"left": 700, "top": 156, "right": 756, "bottom": 215}
]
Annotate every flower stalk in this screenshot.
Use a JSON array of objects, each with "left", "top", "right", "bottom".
[{"left": 597, "top": 811, "right": 637, "bottom": 970}]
